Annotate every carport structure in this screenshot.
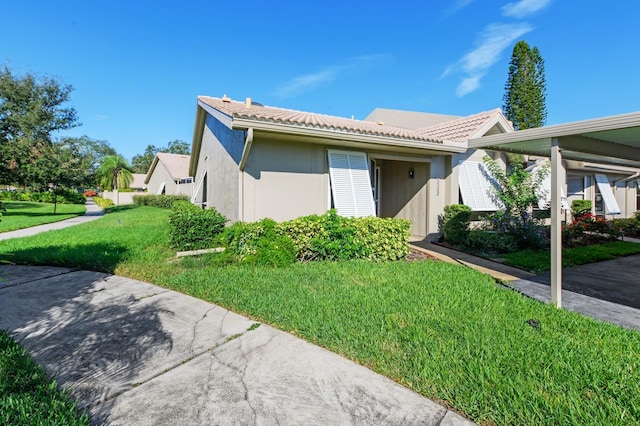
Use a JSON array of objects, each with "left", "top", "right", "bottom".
[{"left": 469, "top": 112, "right": 640, "bottom": 307}]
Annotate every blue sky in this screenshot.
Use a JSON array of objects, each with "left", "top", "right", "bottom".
[{"left": 3, "top": 1, "right": 640, "bottom": 161}]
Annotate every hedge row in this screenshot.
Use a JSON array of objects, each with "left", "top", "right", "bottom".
[
  {"left": 133, "top": 194, "right": 190, "bottom": 209},
  {"left": 0, "top": 189, "right": 86, "bottom": 205},
  {"left": 92, "top": 196, "right": 114, "bottom": 209},
  {"left": 278, "top": 210, "right": 411, "bottom": 262},
  {"left": 169, "top": 201, "right": 227, "bottom": 250}
]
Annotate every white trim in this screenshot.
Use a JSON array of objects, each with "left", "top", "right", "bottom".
[
  {"left": 191, "top": 170, "right": 207, "bottom": 203},
  {"left": 369, "top": 153, "right": 432, "bottom": 163},
  {"left": 594, "top": 174, "right": 621, "bottom": 214},
  {"left": 457, "top": 161, "right": 502, "bottom": 211},
  {"left": 327, "top": 150, "right": 376, "bottom": 218},
  {"left": 156, "top": 182, "right": 166, "bottom": 195}
]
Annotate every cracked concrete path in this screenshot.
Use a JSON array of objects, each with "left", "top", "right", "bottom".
[{"left": 0, "top": 265, "right": 475, "bottom": 426}]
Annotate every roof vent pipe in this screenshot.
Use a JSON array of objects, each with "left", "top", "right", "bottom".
[
  {"left": 245, "top": 97, "right": 252, "bottom": 108},
  {"left": 222, "top": 94, "right": 231, "bottom": 102}
]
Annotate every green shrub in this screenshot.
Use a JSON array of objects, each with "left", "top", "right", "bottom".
[
  {"left": 92, "top": 196, "right": 114, "bottom": 209},
  {"left": 169, "top": 201, "right": 227, "bottom": 250},
  {"left": 218, "top": 219, "right": 296, "bottom": 267},
  {"left": 466, "top": 229, "right": 518, "bottom": 255},
  {"left": 441, "top": 204, "right": 472, "bottom": 245},
  {"left": 133, "top": 194, "right": 189, "bottom": 209},
  {"left": 277, "top": 210, "right": 410, "bottom": 262},
  {"left": 571, "top": 199, "right": 592, "bottom": 218},
  {"left": 0, "top": 189, "right": 85, "bottom": 204}
]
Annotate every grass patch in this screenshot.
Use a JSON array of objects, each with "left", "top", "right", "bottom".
[
  {"left": 0, "top": 330, "right": 89, "bottom": 425},
  {"left": 501, "top": 241, "right": 640, "bottom": 273},
  {"left": 1, "top": 205, "right": 640, "bottom": 424},
  {"left": 0, "top": 201, "right": 86, "bottom": 233}
]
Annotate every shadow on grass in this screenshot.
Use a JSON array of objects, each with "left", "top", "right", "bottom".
[
  {"left": 0, "top": 265, "right": 174, "bottom": 424},
  {"left": 0, "top": 243, "right": 129, "bottom": 274}
]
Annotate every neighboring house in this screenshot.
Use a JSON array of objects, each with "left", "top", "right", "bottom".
[
  {"left": 189, "top": 96, "right": 513, "bottom": 238},
  {"left": 130, "top": 174, "right": 148, "bottom": 192},
  {"left": 369, "top": 108, "right": 640, "bottom": 219},
  {"left": 145, "top": 153, "right": 193, "bottom": 196}
]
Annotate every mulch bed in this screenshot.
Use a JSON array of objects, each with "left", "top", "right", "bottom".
[{"left": 406, "top": 247, "right": 437, "bottom": 262}]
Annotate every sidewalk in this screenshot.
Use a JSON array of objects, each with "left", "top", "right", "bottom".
[
  {"left": 0, "top": 200, "right": 104, "bottom": 241},
  {"left": 0, "top": 265, "right": 474, "bottom": 425}
]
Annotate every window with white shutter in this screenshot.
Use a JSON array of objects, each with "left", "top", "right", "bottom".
[
  {"left": 458, "top": 161, "right": 502, "bottom": 211},
  {"left": 327, "top": 150, "right": 375, "bottom": 218},
  {"left": 594, "top": 174, "right": 621, "bottom": 214}
]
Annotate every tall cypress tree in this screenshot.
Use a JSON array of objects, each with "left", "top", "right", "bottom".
[{"left": 503, "top": 41, "right": 547, "bottom": 130}]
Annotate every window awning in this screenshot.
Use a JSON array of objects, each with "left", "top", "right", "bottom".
[
  {"left": 328, "top": 150, "right": 375, "bottom": 218},
  {"left": 458, "top": 161, "right": 502, "bottom": 211},
  {"left": 595, "top": 174, "right": 621, "bottom": 214}
]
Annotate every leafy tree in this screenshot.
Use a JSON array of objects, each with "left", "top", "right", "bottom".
[
  {"left": 502, "top": 40, "right": 547, "bottom": 130},
  {"left": 0, "top": 65, "right": 79, "bottom": 186},
  {"left": 482, "top": 156, "right": 549, "bottom": 249},
  {"left": 57, "top": 136, "right": 117, "bottom": 187},
  {"left": 96, "top": 155, "right": 134, "bottom": 191},
  {"left": 131, "top": 139, "right": 190, "bottom": 173}
]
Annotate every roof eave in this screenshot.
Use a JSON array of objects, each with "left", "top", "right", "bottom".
[{"left": 231, "top": 118, "right": 467, "bottom": 154}]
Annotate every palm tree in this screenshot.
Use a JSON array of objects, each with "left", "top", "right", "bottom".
[{"left": 96, "top": 155, "right": 133, "bottom": 191}]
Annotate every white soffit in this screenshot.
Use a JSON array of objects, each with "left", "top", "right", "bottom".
[
  {"left": 594, "top": 174, "right": 621, "bottom": 214},
  {"left": 328, "top": 150, "right": 376, "bottom": 218},
  {"left": 458, "top": 161, "right": 502, "bottom": 211}
]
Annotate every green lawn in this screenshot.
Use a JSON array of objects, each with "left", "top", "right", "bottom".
[
  {"left": 0, "top": 201, "right": 86, "bottom": 233},
  {"left": 0, "top": 205, "right": 639, "bottom": 425},
  {"left": 0, "top": 330, "right": 89, "bottom": 426},
  {"left": 500, "top": 241, "right": 640, "bottom": 273}
]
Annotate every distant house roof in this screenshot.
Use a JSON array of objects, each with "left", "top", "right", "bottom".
[
  {"left": 130, "top": 174, "right": 147, "bottom": 189},
  {"left": 145, "top": 153, "right": 191, "bottom": 184},
  {"left": 365, "top": 108, "right": 461, "bottom": 129},
  {"left": 416, "top": 109, "right": 512, "bottom": 143}
]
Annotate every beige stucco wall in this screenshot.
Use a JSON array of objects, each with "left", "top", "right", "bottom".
[
  {"left": 241, "top": 139, "right": 328, "bottom": 222},
  {"left": 194, "top": 113, "right": 245, "bottom": 222}
]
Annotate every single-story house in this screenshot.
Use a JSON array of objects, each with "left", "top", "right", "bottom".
[
  {"left": 145, "top": 152, "right": 193, "bottom": 196},
  {"left": 188, "top": 95, "right": 514, "bottom": 238},
  {"left": 188, "top": 95, "right": 640, "bottom": 238}
]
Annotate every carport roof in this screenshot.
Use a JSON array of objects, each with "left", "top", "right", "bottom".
[{"left": 469, "top": 111, "right": 640, "bottom": 167}]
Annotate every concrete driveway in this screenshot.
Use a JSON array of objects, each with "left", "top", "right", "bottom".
[{"left": 0, "top": 265, "right": 473, "bottom": 426}]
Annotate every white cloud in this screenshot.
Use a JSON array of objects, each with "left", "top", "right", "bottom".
[
  {"left": 442, "top": 23, "right": 533, "bottom": 96},
  {"left": 443, "top": 0, "right": 475, "bottom": 17},
  {"left": 502, "top": 0, "right": 552, "bottom": 18},
  {"left": 274, "top": 54, "right": 391, "bottom": 98},
  {"left": 456, "top": 75, "right": 483, "bottom": 97}
]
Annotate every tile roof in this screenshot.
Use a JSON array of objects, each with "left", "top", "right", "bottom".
[
  {"left": 198, "top": 96, "right": 446, "bottom": 144},
  {"left": 198, "top": 96, "right": 509, "bottom": 145},
  {"left": 365, "top": 108, "right": 461, "bottom": 130},
  {"left": 130, "top": 173, "right": 147, "bottom": 189},
  {"left": 156, "top": 153, "right": 191, "bottom": 179},
  {"left": 416, "top": 109, "right": 509, "bottom": 142}
]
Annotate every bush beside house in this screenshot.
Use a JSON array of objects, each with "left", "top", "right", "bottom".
[
  {"left": 169, "top": 201, "right": 227, "bottom": 250},
  {"left": 133, "top": 194, "right": 189, "bottom": 209},
  {"left": 0, "top": 189, "right": 85, "bottom": 204}
]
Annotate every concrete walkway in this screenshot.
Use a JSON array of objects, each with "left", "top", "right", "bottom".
[
  {"left": 0, "top": 199, "right": 104, "bottom": 241},
  {"left": 411, "top": 240, "right": 640, "bottom": 331},
  {"left": 0, "top": 265, "right": 474, "bottom": 426}
]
